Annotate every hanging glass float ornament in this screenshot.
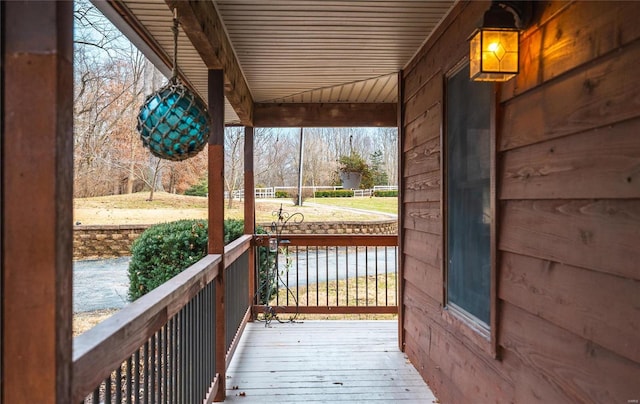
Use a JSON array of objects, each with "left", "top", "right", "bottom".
[{"left": 137, "top": 11, "right": 210, "bottom": 161}]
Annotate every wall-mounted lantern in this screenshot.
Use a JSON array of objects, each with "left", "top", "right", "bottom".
[{"left": 469, "top": 1, "right": 531, "bottom": 82}]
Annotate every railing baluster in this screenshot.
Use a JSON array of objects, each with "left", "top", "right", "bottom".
[
  {"left": 194, "top": 296, "right": 198, "bottom": 404},
  {"left": 197, "top": 290, "right": 202, "bottom": 402},
  {"left": 144, "top": 341, "right": 149, "bottom": 404},
  {"left": 172, "top": 316, "right": 178, "bottom": 404},
  {"left": 150, "top": 335, "right": 156, "bottom": 404},
  {"left": 134, "top": 349, "right": 140, "bottom": 404},
  {"left": 345, "top": 246, "right": 349, "bottom": 306},
  {"left": 335, "top": 246, "right": 339, "bottom": 305},
  {"left": 305, "top": 245, "right": 309, "bottom": 306},
  {"left": 315, "top": 246, "right": 319, "bottom": 306},
  {"left": 187, "top": 301, "right": 193, "bottom": 404},
  {"left": 384, "top": 246, "right": 388, "bottom": 306},
  {"left": 205, "top": 285, "right": 211, "bottom": 396},
  {"left": 325, "top": 246, "right": 329, "bottom": 306},
  {"left": 92, "top": 387, "right": 99, "bottom": 404},
  {"left": 201, "top": 288, "right": 205, "bottom": 400},
  {"left": 179, "top": 308, "right": 185, "bottom": 404},
  {"left": 394, "top": 246, "right": 398, "bottom": 305},
  {"left": 126, "top": 357, "right": 133, "bottom": 404},
  {"left": 355, "top": 246, "right": 359, "bottom": 306},
  {"left": 295, "top": 246, "right": 300, "bottom": 306},
  {"left": 105, "top": 374, "right": 112, "bottom": 403},
  {"left": 365, "top": 246, "right": 369, "bottom": 306},
  {"left": 285, "top": 245, "right": 290, "bottom": 305},
  {"left": 115, "top": 364, "right": 122, "bottom": 403},
  {"left": 158, "top": 324, "right": 167, "bottom": 404},
  {"left": 375, "top": 246, "right": 379, "bottom": 306}
]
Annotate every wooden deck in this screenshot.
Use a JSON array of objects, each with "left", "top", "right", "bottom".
[{"left": 225, "top": 321, "right": 437, "bottom": 403}]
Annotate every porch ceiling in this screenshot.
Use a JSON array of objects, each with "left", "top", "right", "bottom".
[{"left": 99, "top": 0, "right": 455, "bottom": 126}]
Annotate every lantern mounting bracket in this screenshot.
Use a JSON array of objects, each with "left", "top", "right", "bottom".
[{"left": 488, "top": 1, "right": 533, "bottom": 30}]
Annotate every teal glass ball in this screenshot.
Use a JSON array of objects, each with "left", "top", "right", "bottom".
[{"left": 137, "top": 82, "right": 210, "bottom": 161}]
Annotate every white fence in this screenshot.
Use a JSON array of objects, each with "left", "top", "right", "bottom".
[{"left": 225, "top": 185, "right": 398, "bottom": 200}]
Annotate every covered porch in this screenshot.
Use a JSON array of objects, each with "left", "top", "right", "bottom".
[{"left": 2, "top": 1, "right": 638, "bottom": 403}]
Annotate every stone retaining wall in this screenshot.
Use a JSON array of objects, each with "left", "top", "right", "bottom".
[
  {"left": 73, "top": 225, "right": 150, "bottom": 260},
  {"left": 257, "top": 220, "right": 398, "bottom": 235},
  {"left": 73, "top": 220, "right": 397, "bottom": 260}
]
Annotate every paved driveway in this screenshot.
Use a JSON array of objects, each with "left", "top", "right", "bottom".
[{"left": 73, "top": 257, "right": 130, "bottom": 313}]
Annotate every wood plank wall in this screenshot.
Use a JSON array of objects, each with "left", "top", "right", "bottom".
[{"left": 400, "top": 1, "right": 640, "bottom": 402}]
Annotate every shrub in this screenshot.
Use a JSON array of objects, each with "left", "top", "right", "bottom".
[
  {"left": 128, "top": 219, "right": 270, "bottom": 301},
  {"left": 255, "top": 227, "right": 276, "bottom": 304},
  {"left": 224, "top": 218, "right": 244, "bottom": 243},
  {"left": 275, "top": 190, "right": 289, "bottom": 198},
  {"left": 128, "top": 220, "right": 208, "bottom": 300},
  {"left": 184, "top": 178, "right": 208, "bottom": 197},
  {"left": 373, "top": 190, "right": 398, "bottom": 197},
  {"left": 314, "top": 190, "right": 354, "bottom": 198}
]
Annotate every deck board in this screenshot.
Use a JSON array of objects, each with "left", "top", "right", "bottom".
[{"left": 225, "top": 321, "right": 437, "bottom": 403}]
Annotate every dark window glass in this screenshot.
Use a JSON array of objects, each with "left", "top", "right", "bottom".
[{"left": 446, "top": 64, "right": 491, "bottom": 326}]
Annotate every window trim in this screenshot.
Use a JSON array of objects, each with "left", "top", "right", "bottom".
[{"left": 441, "top": 58, "right": 499, "bottom": 358}]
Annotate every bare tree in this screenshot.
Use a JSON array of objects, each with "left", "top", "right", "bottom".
[
  {"left": 378, "top": 127, "right": 398, "bottom": 185},
  {"left": 302, "top": 130, "right": 336, "bottom": 187},
  {"left": 225, "top": 127, "right": 244, "bottom": 208},
  {"left": 74, "top": 0, "right": 208, "bottom": 200},
  {"left": 254, "top": 128, "right": 298, "bottom": 187},
  {"left": 252, "top": 127, "right": 397, "bottom": 189}
]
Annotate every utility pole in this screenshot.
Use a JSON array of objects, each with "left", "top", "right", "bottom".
[{"left": 297, "top": 127, "right": 305, "bottom": 206}]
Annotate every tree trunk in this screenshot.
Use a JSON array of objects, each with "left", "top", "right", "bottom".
[
  {"left": 126, "top": 159, "right": 135, "bottom": 194},
  {"left": 147, "top": 157, "right": 162, "bottom": 201}
]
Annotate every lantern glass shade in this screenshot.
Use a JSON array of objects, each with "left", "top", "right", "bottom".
[{"left": 470, "top": 27, "right": 519, "bottom": 82}]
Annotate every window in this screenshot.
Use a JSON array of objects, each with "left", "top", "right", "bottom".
[{"left": 445, "top": 62, "right": 492, "bottom": 327}]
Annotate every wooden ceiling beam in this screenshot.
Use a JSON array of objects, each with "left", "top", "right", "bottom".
[
  {"left": 253, "top": 103, "right": 397, "bottom": 127},
  {"left": 167, "top": 0, "right": 254, "bottom": 125}
]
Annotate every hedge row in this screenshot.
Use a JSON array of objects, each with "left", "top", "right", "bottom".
[
  {"left": 314, "top": 190, "right": 354, "bottom": 198},
  {"left": 373, "top": 190, "right": 398, "bottom": 197},
  {"left": 275, "top": 189, "right": 397, "bottom": 198}
]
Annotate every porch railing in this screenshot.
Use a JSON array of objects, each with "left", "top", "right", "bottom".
[
  {"left": 254, "top": 234, "right": 398, "bottom": 315},
  {"left": 71, "top": 233, "right": 396, "bottom": 403},
  {"left": 72, "top": 235, "right": 253, "bottom": 404}
]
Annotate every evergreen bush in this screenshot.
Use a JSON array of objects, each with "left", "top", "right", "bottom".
[
  {"left": 373, "top": 190, "right": 398, "bottom": 197},
  {"left": 128, "top": 219, "right": 274, "bottom": 301},
  {"left": 128, "top": 220, "right": 208, "bottom": 300},
  {"left": 184, "top": 178, "right": 208, "bottom": 196},
  {"left": 314, "top": 190, "right": 354, "bottom": 198},
  {"left": 255, "top": 227, "right": 276, "bottom": 305}
]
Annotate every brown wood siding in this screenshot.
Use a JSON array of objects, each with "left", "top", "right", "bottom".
[{"left": 400, "top": 1, "right": 640, "bottom": 402}]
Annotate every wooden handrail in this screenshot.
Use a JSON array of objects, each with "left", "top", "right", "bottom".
[
  {"left": 72, "top": 254, "right": 222, "bottom": 402},
  {"left": 224, "top": 234, "right": 252, "bottom": 269},
  {"left": 254, "top": 234, "right": 398, "bottom": 247}
]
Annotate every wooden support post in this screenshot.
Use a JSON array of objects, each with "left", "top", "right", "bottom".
[
  {"left": 397, "top": 70, "right": 406, "bottom": 352},
  {"left": 2, "top": 2, "right": 74, "bottom": 402},
  {"left": 208, "top": 69, "right": 226, "bottom": 402},
  {"left": 244, "top": 127, "right": 256, "bottom": 312}
]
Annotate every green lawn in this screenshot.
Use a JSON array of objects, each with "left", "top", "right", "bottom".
[
  {"left": 73, "top": 192, "right": 393, "bottom": 225},
  {"left": 308, "top": 197, "right": 398, "bottom": 214}
]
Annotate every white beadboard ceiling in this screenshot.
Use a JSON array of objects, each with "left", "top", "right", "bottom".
[{"left": 102, "top": 0, "right": 456, "bottom": 124}]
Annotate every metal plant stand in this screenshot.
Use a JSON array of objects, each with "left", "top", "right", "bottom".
[{"left": 259, "top": 204, "right": 304, "bottom": 326}]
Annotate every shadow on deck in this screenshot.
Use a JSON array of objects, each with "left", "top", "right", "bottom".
[{"left": 225, "top": 321, "right": 436, "bottom": 403}]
